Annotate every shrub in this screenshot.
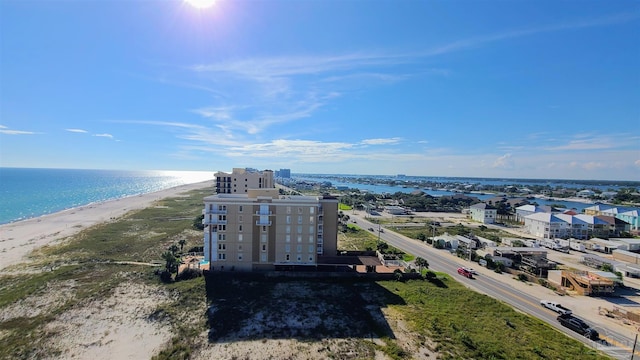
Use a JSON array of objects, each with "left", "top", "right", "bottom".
[{"left": 176, "top": 268, "right": 203, "bottom": 281}]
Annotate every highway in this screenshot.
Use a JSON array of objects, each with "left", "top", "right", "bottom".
[{"left": 352, "top": 214, "right": 637, "bottom": 360}]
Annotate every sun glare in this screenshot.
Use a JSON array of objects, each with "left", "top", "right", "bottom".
[{"left": 184, "top": 0, "right": 217, "bottom": 9}]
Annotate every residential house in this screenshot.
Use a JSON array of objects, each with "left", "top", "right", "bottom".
[{"left": 469, "top": 203, "right": 497, "bottom": 224}]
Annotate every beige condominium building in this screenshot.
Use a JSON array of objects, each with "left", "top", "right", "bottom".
[
  {"left": 214, "top": 168, "right": 274, "bottom": 194},
  {"left": 203, "top": 188, "right": 338, "bottom": 271}
]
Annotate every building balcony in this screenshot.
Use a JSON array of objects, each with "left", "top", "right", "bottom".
[
  {"left": 255, "top": 211, "right": 273, "bottom": 216},
  {"left": 256, "top": 220, "right": 272, "bottom": 226},
  {"left": 202, "top": 219, "right": 227, "bottom": 225},
  {"left": 203, "top": 208, "right": 227, "bottom": 215}
]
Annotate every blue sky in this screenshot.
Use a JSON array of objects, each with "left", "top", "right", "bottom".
[{"left": 1, "top": 0, "right": 638, "bottom": 181}]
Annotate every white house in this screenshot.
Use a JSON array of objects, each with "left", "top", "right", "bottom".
[
  {"left": 524, "top": 213, "right": 569, "bottom": 239},
  {"left": 469, "top": 203, "right": 497, "bottom": 224}
]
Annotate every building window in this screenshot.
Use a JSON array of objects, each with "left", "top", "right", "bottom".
[
  {"left": 239, "top": 205, "right": 243, "bottom": 212},
  {"left": 238, "top": 253, "right": 243, "bottom": 261},
  {"left": 209, "top": 204, "right": 213, "bottom": 211},
  {"left": 297, "top": 235, "right": 302, "bottom": 243},
  {"left": 218, "top": 253, "right": 226, "bottom": 260},
  {"left": 218, "top": 205, "right": 226, "bottom": 211},
  {"left": 297, "top": 216, "right": 302, "bottom": 224},
  {"left": 309, "top": 216, "right": 314, "bottom": 224},
  {"left": 262, "top": 226, "right": 267, "bottom": 232},
  {"left": 238, "top": 244, "right": 243, "bottom": 251},
  {"left": 287, "top": 206, "right": 291, "bottom": 214},
  {"left": 218, "top": 225, "right": 226, "bottom": 231},
  {"left": 262, "top": 244, "right": 266, "bottom": 251},
  {"left": 286, "top": 235, "right": 290, "bottom": 243},
  {"left": 309, "top": 226, "right": 314, "bottom": 233},
  {"left": 285, "top": 244, "right": 291, "bottom": 252},
  {"left": 310, "top": 207, "right": 315, "bottom": 214},
  {"left": 308, "top": 245, "right": 314, "bottom": 253},
  {"left": 239, "top": 215, "right": 243, "bottom": 222},
  {"left": 297, "top": 255, "right": 302, "bottom": 262},
  {"left": 309, "top": 235, "right": 314, "bottom": 243},
  {"left": 218, "top": 234, "right": 226, "bottom": 241},
  {"left": 286, "top": 226, "right": 290, "bottom": 234},
  {"left": 308, "top": 255, "right": 313, "bottom": 262},
  {"left": 297, "top": 225, "right": 302, "bottom": 233},
  {"left": 261, "top": 234, "right": 267, "bottom": 243},
  {"left": 286, "top": 254, "right": 290, "bottom": 261},
  {"left": 296, "top": 245, "right": 302, "bottom": 253},
  {"left": 286, "top": 216, "right": 291, "bottom": 224},
  {"left": 298, "top": 207, "right": 302, "bottom": 214},
  {"left": 239, "top": 225, "right": 243, "bottom": 231},
  {"left": 218, "top": 243, "right": 226, "bottom": 250},
  {"left": 261, "top": 254, "right": 267, "bottom": 262}
]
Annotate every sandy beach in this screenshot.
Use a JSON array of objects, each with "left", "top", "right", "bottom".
[{"left": 0, "top": 180, "right": 214, "bottom": 271}]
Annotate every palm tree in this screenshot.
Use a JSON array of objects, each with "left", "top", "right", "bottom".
[
  {"left": 178, "top": 239, "right": 186, "bottom": 252},
  {"left": 169, "top": 244, "right": 179, "bottom": 255},
  {"left": 161, "top": 251, "right": 177, "bottom": 275},
  {"left": 414, "top": 257, "right": 429, "bottom": 273}
]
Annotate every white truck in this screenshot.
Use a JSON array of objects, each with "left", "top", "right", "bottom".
[{"left": 540, "top": 300, "right": 572, "bottom": 316}]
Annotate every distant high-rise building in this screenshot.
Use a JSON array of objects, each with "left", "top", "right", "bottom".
[
  {"left": 214, "top": 168, "right": 274, "bottom": 194},
  {"left": 275, "top": 168, "right": 291, "bottom": 178},
  {"left": 202, "top": 189, "right": 338, "bottom": 271}
]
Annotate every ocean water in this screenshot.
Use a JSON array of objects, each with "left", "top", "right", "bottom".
[{"left": 0, "top": 168, "right": 213, "bottom": 225}]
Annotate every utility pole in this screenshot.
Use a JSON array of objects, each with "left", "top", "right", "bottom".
[{"left": 631, "top": 332, "right": 637, "bottom": 360}]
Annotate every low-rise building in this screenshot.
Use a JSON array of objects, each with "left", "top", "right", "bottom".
[{"left": 469, "top": 203, "right": 497, "bottom": 224}]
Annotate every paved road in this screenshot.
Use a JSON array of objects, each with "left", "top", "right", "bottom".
[{"left": 353, "top": 214, "right": 637, "bottom": 360}]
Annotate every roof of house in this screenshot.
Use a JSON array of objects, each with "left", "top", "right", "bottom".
[
  {"left": 556, "top": 213, "right": 589, "bottom": 225},
  {"left": 516, "top": 204, "right": 552, "bottom": 213},
  {"left": 470, "top": 203, "right": 496, "bottom": 210},
  {"left": 574, "top": 214, "right": 610, "bottom": 225},
  {"left": 524, "top": 212, "right": 565, "bottom": 223}
]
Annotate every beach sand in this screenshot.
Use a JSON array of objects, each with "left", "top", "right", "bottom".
[{"left": 0, "top": 180, "right": 214, "bottom": 271}]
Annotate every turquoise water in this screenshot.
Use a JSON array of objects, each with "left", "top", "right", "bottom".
[{"left": 0, "top": 168, "right": 213, "bottom": 224}]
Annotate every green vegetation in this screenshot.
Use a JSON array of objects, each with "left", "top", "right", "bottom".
[
  {"left": 0, "top": 188, "right": 212, "bottom": 359},
  {"left": 203, "top": 274, "right": 608, "bottom": 360},
  {"left": 338, "top": 202, "right": 352, "bottom": 210}
]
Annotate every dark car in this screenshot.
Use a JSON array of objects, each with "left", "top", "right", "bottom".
[{"left": 557, "top": 315, "right": 599, "bottom": 340}]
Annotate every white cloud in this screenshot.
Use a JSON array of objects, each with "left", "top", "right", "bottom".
[
  {"left": 634, "top": 160, "right": 640, "bottom": 167},
  {"left": 65, "top": 128, "right": 88, "bottom": 133},
  {"left": 93, "top": 133, "right": 114, "bottom": 139},
  {"left": 360, "top": 138, "right": 402, "bottom": 145},
  {"left": 0, "top": 125, "right": 38, "bottom": 135},
  {"left": 492, "top": 153, "right": 514, "bottom": 169}
]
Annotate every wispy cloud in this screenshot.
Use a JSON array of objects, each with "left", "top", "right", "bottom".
[
  {"left": 93, "top": 133, "right": 114, "bottom": 139},
  {"left": 65, "top": 128, "right": 88, "bottom": 133},
  {"left": 422, "top": 12, "right": 639, "bottom": 57},
  {"left": 0, "top": 125, "right": 39, "bottom": 135},
  {"left": 360, "top": 138, "right": 402, "bottom": 145},
  {"left": 492, "top": 153, "right": 514, "bottom": 169}
]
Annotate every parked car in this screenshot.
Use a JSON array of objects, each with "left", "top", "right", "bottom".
[
  {"left": 457, "top": 267, "right": 473, "bottom": 278},
  {"left": 540, "top": 300, "right": 572, "bottom": 316}
]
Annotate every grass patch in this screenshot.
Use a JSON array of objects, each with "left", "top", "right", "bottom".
[{"left": 338, "top": 203, "right": 352, "bottom": 210}]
